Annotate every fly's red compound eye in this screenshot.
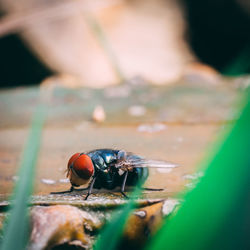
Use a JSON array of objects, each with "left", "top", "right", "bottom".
[
  {"left": 72, "top": 154, "right": 94, "bottom": 180},
  {"left": 68, "top": 153, "right": 80, "bottom": 169}
]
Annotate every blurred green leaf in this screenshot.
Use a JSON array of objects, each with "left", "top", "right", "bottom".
[
  {"left": 94, "top": 183, "right": 142, "bottom": 250},
  {"left": 149, "top": 89, "right": 250, "bottom": 250},
  {"left": 0, "top": 105, "right": 46, "bottom": 250}
]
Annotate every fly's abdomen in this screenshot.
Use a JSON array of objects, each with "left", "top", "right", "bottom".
[
  {"left": 126, "top": 167, "right": 149, "bottom": 186},
  {"left": 134, "top": 167, "right": 149, "bottom": 183}
]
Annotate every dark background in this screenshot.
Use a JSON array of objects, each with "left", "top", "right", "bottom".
[{"left": 0, "top": 0, "right": 250, "bottom": 88}]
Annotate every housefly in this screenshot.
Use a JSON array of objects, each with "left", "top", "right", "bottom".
[{"left": 51, "top": 149, "right": 178, "bottom": 200}]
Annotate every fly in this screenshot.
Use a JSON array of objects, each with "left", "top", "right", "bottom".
[{"left": 51, "top": 149, "right": 179, "bottom": 200}]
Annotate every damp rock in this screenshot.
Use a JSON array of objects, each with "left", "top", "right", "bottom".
[
  {"left": 92, "top": 105, "right": 106, "bottom": 123},
  {"left": 28, "top": 205, "right": 102, "bottom": 250}
]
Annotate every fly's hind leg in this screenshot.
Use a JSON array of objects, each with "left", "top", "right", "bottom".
[{"left": 120, "top": 171, "right": 129, "bottom": 199}]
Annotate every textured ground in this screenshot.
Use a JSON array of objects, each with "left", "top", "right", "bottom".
[{"left": 0, "top": 79, "right": 240, "bottom": 201}]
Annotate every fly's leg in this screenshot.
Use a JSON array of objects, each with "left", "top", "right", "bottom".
[
  {"left": 75, "top": 187, "right": 89, "bottom": 191},
  {"left": 120, "top": 171, "right": 129, "bottom": 198},
  {"left": 50, "top": 186, "right": 90, "bottom": 195},
  {"left": 143, "top": 187, "right": 164, "bottom": 191},
  {"left": 84, "top": 177, "right": 96, "bottom": 200},
  {"left": 50, "top": 186, "right": 75, "bottom": 194}
]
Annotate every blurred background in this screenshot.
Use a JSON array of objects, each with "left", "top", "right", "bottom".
[
  {"left": 0, "top": 2, "right": 250, "bottom": 249},
  {"left": 0, "top": 0, "right": 249, "bottom": 88},
  {"left": 0, "top": 0, "right": 249, "bottom": 196}
]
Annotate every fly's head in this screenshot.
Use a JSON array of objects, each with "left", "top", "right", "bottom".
[{"left": 67, "top": 153, "right": 94, "bottom": 186}]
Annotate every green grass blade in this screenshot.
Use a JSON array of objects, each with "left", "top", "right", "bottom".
[
  {"left": 0, "top": 105, "right": 46, "bottom": 250},
  {"left": 148, "top": 89, "right": 250, "bottom": 250},
  {"left": 94, "top": 183, "right": 142, "bottom": 250}
]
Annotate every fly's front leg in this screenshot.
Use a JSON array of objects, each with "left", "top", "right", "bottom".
[
  {"left": 84, "top": 177, "right": 96, "bottom": 200},
  {"left": 50, "top": 185, "right": 75, "bottom": 194},
  {"left": 120, "top": 171, "right": 128, "bottom": 198}
]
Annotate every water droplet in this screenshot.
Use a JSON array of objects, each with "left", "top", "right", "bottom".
[
  {"left": 176, "top": 136, "right": 183, "bottom": 142},
  {"left": 183, "top": 172, "right": 204, "bottom": 180},
  {"left": 134, "top": 210, "right": 147, "bottom": 218},
  {"left": 162, "top": 199, "right": 179, "bottom": 216},
  {"left": 92, "top": 105, "right": 106, "bottom": 123},
  {"left": 12, "top": 176, "right": 19, "bottom": 182},
  {"left": 156, "top": 168, "right": 172, "bottom": 173},
  {"left": 128, "top": 105, "right": 146, "bottom": 116},
  {"left": 59, "top": 178, "right": 70, "bottom": 183},
  {"left": 137, "top": 123, "right": 167, "bottom": 133},
  {"left": 41, "top": 179, "right": 56, "bottom": 185}
]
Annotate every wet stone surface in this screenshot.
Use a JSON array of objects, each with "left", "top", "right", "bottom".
[
  {"left": 0, "top": 80, "right": 240, "bottom": 127},
  {"left": 0, "top": 79, "right": 243, "bottom": 248},
  {"left": 0, "top": 124, "right": 219, "bottom": 196}
]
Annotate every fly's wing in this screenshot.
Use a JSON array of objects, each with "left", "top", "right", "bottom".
[
  {"left": 125, "top": 158, "right": 179, "bottom": 168},
  {"left": 114, "top": 151, "right": 179, "bottom": 170}
]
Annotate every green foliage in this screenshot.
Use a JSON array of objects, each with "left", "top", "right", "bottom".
[
  {"left": 148, "top": 89, "right": 250, "bottom": 249},
  {"left": 94, "top": 183, "right": 142, "bottom": 250},
  {"left": 0, "top": 105, "right": 46, "bottom": 250}
]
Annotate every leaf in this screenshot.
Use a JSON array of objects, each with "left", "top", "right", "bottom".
[
  {"left": 149, "top": 89, "right": 250, "bottom": 250},
  {"left": 94, "top": 182, "right": 142, "bottom": 250},
  {"left": 0, "top": 105, "right": 46, "bottom": 250}
]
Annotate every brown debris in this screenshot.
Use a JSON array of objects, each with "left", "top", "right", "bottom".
[
  {"left": 123, "top": 202, "right": 164, "bottom": 247},
  {"left": 121, "top": 199, "right": 179, "bottom": 248},
  {"left": 28, "top": 205, "right": 101, "bottom": 250}
]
